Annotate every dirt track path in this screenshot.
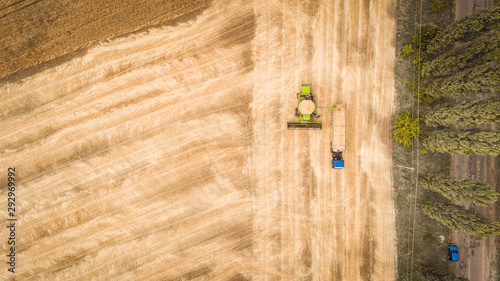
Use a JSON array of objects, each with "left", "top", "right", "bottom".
[
  {"left": 451, "top": 2, "right": 496, "bottom": 281},
  {"left": 0, "top": 0, "right": 396, "bottom": 279}
]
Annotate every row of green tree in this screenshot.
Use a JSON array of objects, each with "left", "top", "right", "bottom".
[
  {"left": 396, "top": 3, "right": 497, "bottom": 281},
  {"left": 420, "top": 173, "right": 500, "bottom": 237},
  {"left": 394, "top": 95, "right": 500, "bottom": 154},
  {"left": 395, "top": 4, "right": 500, "bottom": 155},
  {"left": 395, "top": 3, "right": 500, "bottom": 239},
  {"left": 394, "top": 115, "right": 500, "bottom": 156}
]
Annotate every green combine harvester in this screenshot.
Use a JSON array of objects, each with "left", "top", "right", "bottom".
[{"left": 287, "top": 84, "right": 339, "bottom": 129}]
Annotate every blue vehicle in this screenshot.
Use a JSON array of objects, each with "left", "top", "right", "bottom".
[
  {"left": 331, "top": 149, "right": 344, "bottom": 169},
  {"left": 448, "top": 245, "right": 459, "bottom": 261}
]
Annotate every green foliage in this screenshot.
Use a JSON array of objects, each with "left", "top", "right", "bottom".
[
  {"left": 407, "top": 79, "right": 417, "bottom": 90},
  {"left": 401, "top": 45, "right": 414, "bottom": 58},
  {"left": 394, "top": 110, "right": 421, "bottom": 147},
  {"left": 430, "top": 0, "right": 453, "bottom": 13},
  {"left": 421, "top": 30, "right": 500, "bottom": 78},
  {"left": 405, "top": 26, "right": 440, "bottom": 78},
  {"left": 411, "top": 51, "right": 425, "bottom": 74},
  {"left": 423, "top": 96, "right": 500, "bottom": 127},
  {"left": 421, "top": 201, "right": 500, "bottom": 237},
  {"left": 421, "top": 129, "right": 500, "bottom": 156},
  {"left": 420, "top": 173, "right": 499, "bottom": 207},
  {"left": 426, "top": 62, "right": 500, "bottom": 98},
  {"left": 412, "top": 25, "right": 441, "bottom": 53},
  {"left": 408, "top": 80, "right": 434, "bottom": 104},
  {"left": 427, "top": 4, "right": 500, "bottom": 54},
  {"left": 421, "top": 265, "right": 469, "bottom": 280},
  {"left": 414, "top": 88, "right": 435, "bottom": 104}
]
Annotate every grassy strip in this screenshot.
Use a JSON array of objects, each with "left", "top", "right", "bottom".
[
  {"left": 0, "top": 0, "right": 213, "bottom": 80},
  {"left": 393, "top": 0, "right": 454, "bottom": 279}
]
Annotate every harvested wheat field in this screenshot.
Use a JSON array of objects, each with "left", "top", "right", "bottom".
[{"left": 0, "top": 0, "right": 396, "bottom": 279}]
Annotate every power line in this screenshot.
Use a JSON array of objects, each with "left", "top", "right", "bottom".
[{"left": 409, "top": 0, "right": 423, "bottom": 279}]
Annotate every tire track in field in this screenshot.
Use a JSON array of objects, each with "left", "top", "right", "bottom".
[
  {"left": 0, "top": 0, "right": 396, "bottom": 279},
  {"left": 1, "top": 0, "right": 257, "bottom": 279}
]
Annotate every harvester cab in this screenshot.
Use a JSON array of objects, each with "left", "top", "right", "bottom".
[{"left": 287, "top": 84, "right": 323, "bottom": 129}]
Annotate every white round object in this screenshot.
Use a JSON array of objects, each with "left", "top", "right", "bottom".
[{"left": 298, "top": 100, "right": 315, "bottom": 115}]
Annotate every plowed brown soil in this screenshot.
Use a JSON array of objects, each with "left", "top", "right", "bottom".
[{"left": 0, "top": 0, "right": 396, "bottom": 279}]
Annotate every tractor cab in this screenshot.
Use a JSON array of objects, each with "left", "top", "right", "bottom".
[{"left": 331, "top": 149, "right": 344, "bottom": 169}]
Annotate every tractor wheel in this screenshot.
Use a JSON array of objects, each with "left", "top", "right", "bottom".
[{"left": 295, "top": 108, "right": 299, "bottom": 116}]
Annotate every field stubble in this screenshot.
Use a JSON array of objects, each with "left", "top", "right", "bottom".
[{"left": 1, "top": 0, "right": 396, "bottom": 279}]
